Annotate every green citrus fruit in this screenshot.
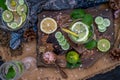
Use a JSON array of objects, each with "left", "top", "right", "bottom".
[
  {"left": 97, "top": 39, "right": 111, "bottom": 52},
  {"left": 66, "top": 51, "right": 79, "bottom": 64}
]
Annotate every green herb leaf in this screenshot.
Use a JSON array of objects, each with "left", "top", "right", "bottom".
[
  {"left": 6, "top": 66, "right": 16, "bottom": 79},
  {"left": 0, "top": 0, "right": 7, "bottom": 10},
  {"left": 66, "top": 59, "right": 81, "bottom": 69},
  {"left": 82, "top": 14, "right": 93, "bottom": 26},
  {"left": 71, "top": 9, "right": 86, "bottom": 19},
  {"left": 85, "top": 40, "right": 97, "bottom": 50}
]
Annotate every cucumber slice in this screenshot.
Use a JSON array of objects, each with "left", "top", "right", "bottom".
[
  {"left": 98, "top": 27, "right": 107, "bottom": 32},
  {"left": 57, "top": 36, "right": 65, "bottom": 43},
  {"left": 59, "top": 39, "right": 67, "bottom": 46},
  {"left": 19, "top": 0, "right": 24, "bottom": 5},
  {"left": 103, "top": 18, "right": 110, "bottom": 27},
  {"left": 2, "top": 10, "right": 13, "bottom": 23},
  {"left": 62, "top": 43, "right": 70, "bottom": 50},
  {"left": 98, "top": 24, "right": 106, "bottom": 30},
  {"left": 7, "top": 22, "right": 18, "bottom": 29},
  {"left": 55, "top": 31, "right": 62, "bottom": 39},
  {"left": 17, "top": 4, "right": 27, "bottom": 15},
  {"left": 95, "top": 16, "right": 104, "bottom": 25}
]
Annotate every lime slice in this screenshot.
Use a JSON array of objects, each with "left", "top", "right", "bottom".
[
  {"left": 7, "top": 22, "right": 18, "bottom": 29},
  {"left": 97, "top": 39, "right": 111, "bottom": 52},
  {"left": 70, "top": 21, "right": 89, "bottom": 42},
  {"left": 6, "top": 0, "right": 19, "bottom": 11},
  {"left": 66, "top": 51, "right": 79, "bottom": 64},
  {"left": 2, "top": 10, "right": 13, "bottom": 23},
  {"left": 103, "top": 18, "right": 111, "bottom": 27},
  {"left": 17, "top": 4, "right": 27, "bottom": 15},
  {"left": 62, "top": 43, "right": 70, "bottom": 50},
  {"left": 18, "top": 0, "right": 24, "bottom": 5},
  {"left": 59, "top": 39, "right": 67, "bottom": 46},
  {"left": 85, "top": 40, "right": 97, "bottom": 50},
  {"left": 55, "top": 31, "right": 62, "bottom": 39},
  {"left": 57, "top": 36, "right": 65, "bottom": 43},
  {"left": 21, "top": 13, "right": 26, "bottom": 23},
  {"left": 16, "top": 62, "right": 24, "bottom": 73},
  {"left": 95, "top": 16, "right": 104, "bottom": 25}
]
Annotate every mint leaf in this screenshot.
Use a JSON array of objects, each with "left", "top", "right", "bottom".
[{"left": 6, "top": 66, "right": 16, "bottom": 79}]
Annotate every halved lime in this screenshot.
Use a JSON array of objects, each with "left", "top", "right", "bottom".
[
  {"left": 55, "top": 31, "right": 62, "bottom": 39},
  {"left": 103, "top": 18, "right": 111, "bottom": 27},
  {"left": 7, "top": 22, "right": 18, "bottom": 29},
  {"left": 2, "top": 10, "right": 13, "bottom": 23},
  {"left": 59, "top": 39, "right": 67, "bottom": 46},
  {"left": 62, "top": 43, "right": 70, "bottom": 50},
  {"left": 66, "top": 51, "right": 79, "bottom": 64},
  {"left": 17, "top": 4, "right": 27, "bottom": 15},
  {"left": 70, "top": 21, "right": 89, "bottom": 42},
  {"left": 57, "top": 36, "right": 65, "bottom": 43},
  {"left": 18, "top": 0, "right": 24, "bottom": 5},
  {"left": 97, "top": 39, "right": 111, "bottom": 52},
  {"left": 95, "top": 16, "right": 104, "bottom": 25}
]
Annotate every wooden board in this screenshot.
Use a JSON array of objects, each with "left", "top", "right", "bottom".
[{"left": 37, "top": 6, "right": 114, "bottom": 68}]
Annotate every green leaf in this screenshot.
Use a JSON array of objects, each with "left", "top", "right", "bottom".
[
  {"left": 71, "top": 9, "right": 86, "bottom": 19},
  {"left": 0, "top": 0, "right": 7, "bottom": 10},
  {"left": 82, "top": 14, "right": 93, "bottom": 26},
  {"left": 66, "top": 59, "right": 81, "bottom": 69},
  {"left": 6, "top": 66, "right": 16, "bottom": 79},
  {"left": 85, "top": 40, "right": 97, "bottom": 50}
]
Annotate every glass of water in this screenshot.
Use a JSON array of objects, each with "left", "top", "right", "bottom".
[{"left": 0, "top": 61, "right": 25, "bottom": 80}]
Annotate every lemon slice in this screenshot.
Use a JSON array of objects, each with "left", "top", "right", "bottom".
[
  {"left": 70, "top": 21, "right": 89, "bottom": 42},
  {"left": 40, "top": 17, "right": 57, "bottom": 34},
  {"left": 97, "top": 39, "right": 111, "bottom": 52}
]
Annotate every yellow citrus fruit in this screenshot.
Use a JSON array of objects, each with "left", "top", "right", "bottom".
[{"left": 40, "top": 17, "right": 57, "bottom": 34}]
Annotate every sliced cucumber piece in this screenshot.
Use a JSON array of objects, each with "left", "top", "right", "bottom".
[
  {"left": 57, "top": 36, "right": 65, "bottom": 43},
  {"left": 2, "top": 10, "right": 13, "bottom": 23},
  {"left": 19, "top": 0, "right": 24, "bottom": 5},
  {"left": 98, "top": 27, "right": 107, "bottom": 32},
  {"left": 95, "top": 16, "right": 104, "bottom": 25},
  {"left": 55, "top": 31, "right": 62, "bottom": 39},
  {"left": 62, "top": 43, "right": 70, "bottom": 50},
  {"left": 7, "top": 22, "right": 18, "bottom": 29},
  {"left": 17, "top": 4, "right": 27, "bottom": 15},
  {"left": 59, "top": 39, "right": 67, "bottom": 46},
  {"left": 103, "top": 18, "right": 110, "bottom": 27}
]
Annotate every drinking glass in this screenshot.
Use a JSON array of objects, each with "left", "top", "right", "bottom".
[{"left": 0, "top": 61, "right": 25, "bottom": 80}]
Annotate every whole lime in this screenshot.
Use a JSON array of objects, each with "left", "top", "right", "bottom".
[{"left": 66, "top": 51, "right": 80, "bottom": 64}]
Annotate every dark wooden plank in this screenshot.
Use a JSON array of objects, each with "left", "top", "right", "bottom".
[{"left": 37, "top": 7, "right": 114, "bottom": 68}]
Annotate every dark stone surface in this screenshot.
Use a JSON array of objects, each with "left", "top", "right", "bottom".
[{"left": 88, "top": 66, "right": 120, "bottom": 80}]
